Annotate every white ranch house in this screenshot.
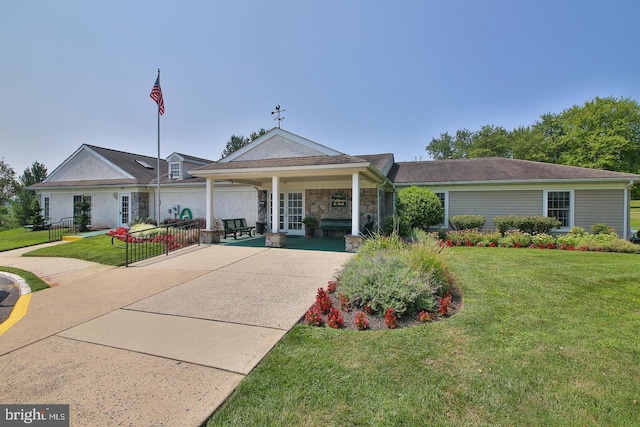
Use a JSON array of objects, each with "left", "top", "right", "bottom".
[{"left": 31, "top": 128, "right": 638, "bottom": 250}]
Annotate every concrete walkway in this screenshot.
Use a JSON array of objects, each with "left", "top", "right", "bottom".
[{"left": 0, "top": 244, "right": 352, "bottom": 426}]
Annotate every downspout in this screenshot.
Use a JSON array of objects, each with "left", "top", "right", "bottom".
[{"left": 624, "top": 180, "right": 634, "bottom": 240}]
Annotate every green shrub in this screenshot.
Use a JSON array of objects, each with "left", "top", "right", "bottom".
[
  {"left": 445, "top": 229, "right": 484, "bottom": 246},
  {"left": 493, "top": 215, "right": 561, "bottom": 235},
  {"left": 590, "top": 223, "right": 615, "bottom": 235},
  {"left": 531, "top": 233, "right": 555, "bottom": 247},
  {"left": 478, "top": 230, "right": 501, "bottom": 246},
  {"left": 396, "top": 187, "right": 444, "bottom": 230},
  {"left": 498, "top": 230, "right": 532, "bottom": 247},
  {"left": 338, "top": 234, "right": 450, "bottom": 317},
  {"left": 449, "top": 215, "right": 486, "bottom": 230},
  {"left": 382, "top": 215, "right": 410, "bottom": 237}
]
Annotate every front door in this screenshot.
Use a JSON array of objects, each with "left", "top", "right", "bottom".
[
  {"left": 119, "top": 193, "right": 131, "bottom": 227},
  {"left": 270, "top": 192, "right": 304, "bottom": 235}
]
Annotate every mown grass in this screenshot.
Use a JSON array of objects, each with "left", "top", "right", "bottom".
[
  {"left": 0, "top": 228, "right": 50, "bottom": 252},
  {"left": 631, "top": 200, "right": 640, "bottom": 230},
  {"left": 22, "top": 235, "right": 127, "bottom": 266},
  {"left": 0, "top": 266, "right": 49, "bottom": 292},
  {"left": 207, "top": 247, "right": 640, "bottom": 426}
]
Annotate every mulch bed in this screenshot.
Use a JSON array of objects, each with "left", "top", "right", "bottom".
[{"left": 300, "top": 284, "right": 463, "bottom": 331}]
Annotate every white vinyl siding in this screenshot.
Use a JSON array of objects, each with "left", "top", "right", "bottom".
[
  {"left": 574, "top": 189, "right": 624, "bottom": 233},
  {"left": 449, "top": 190, "right": 542, "bottom": 229}
]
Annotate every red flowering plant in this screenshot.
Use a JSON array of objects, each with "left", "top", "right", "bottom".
[
  {"left": 384, "top": 307, "right": 398, "bottom": 329},
  {"left": 338, "top": 293, "right": 351, "bottom": 312},
  {"left": 354, "top": 311, "right": 369, "bottom": 330},
  {"left": 326, "top": 280, "right": 337, "bottom": 294},
  {"left": 417, "top": 311, "right": 433, "bottom": 323},
  {"left": 316, "top": 288, "right": 333, "bottom": 314},
  {"left": 437, "top": 291, "right": 452, "bottom": 317},
  {"left": 304, "top": 303, "right": 323, "bottom": 326},
  {"left": 326, "top": 308, "right": 344, "bottom": 329},
  {"left": 364, "top": 304, "right": 374, "bottom": 315}
]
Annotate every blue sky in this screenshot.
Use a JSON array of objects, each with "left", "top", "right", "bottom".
[{"left": 2, "top": 0, "right": 639, "bottom": 175}]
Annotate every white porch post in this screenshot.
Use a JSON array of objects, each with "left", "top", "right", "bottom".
[
  {"left": 351, "top": 172, "right": 360, "bottom": 235},
  {"left": 271, "top": 176, "right": 280, "bottom": 233},
  {"left": 205, "top": 178, "right": 215, "bottom": 229}
]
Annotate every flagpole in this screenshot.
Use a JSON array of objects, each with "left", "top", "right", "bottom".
[{"left": 156, "top": 68, "right": 161, "bottom": 226}]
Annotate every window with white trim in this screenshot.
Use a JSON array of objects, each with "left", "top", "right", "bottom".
[
  {"left": 545, "top": 190, "right": 572, "bottom": 228},
  {"left": 42, "top": 195, "right": 50, "bottom": 219},
  {"left": 169, "top": 162, "right": 181, "bottom": 179}
]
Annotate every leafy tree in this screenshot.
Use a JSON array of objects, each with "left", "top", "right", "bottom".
[
  {"left": 510, "top": 126, "right": 548, "bottom": 162},
  {"left": 426, "top": 129, "right": 473, "bottom": 160},
  {"left": 220, "top": 128, "right": 267, "bottom": 159},
  {"left": 468, "top": 125, "right": 512, "bottom": 158},
  {"left": 13, "top": 161, "right": 47, "bottom": 225},
  {"left": 533, "top": 96, "right": 640, "bottom": 173},
  {"left": 396, "top": 186, "right": 444, "bottom": 230}
]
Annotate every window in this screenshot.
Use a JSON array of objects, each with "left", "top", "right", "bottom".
[
  {"left": 169, "top": 162, "right": 181, "bottom": 179},
  {"left": 42, "top": 195, "right": 50, "bottom": 219},
  {"left": 545, "top": 190, "right": 572, "bottom": 228}
]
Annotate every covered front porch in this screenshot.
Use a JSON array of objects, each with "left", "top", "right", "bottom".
[{"left": 193, "top": 155, "right": 393, "bottom": 252}]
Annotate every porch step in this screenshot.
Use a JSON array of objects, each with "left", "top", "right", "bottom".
[{"left": 62, "top": 235, "right": 85, "bottom": 242}]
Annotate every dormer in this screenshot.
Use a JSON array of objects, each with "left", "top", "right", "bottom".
[{"left": 166, "top": 152, "right": 212, "bottom": 180}]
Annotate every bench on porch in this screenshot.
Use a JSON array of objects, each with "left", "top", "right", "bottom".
[
  {"left": 222, "top": 218, "right": 255, "bottom": 239},
  {"left": 320, "top": 218, "right": 352, "bottom": 237}
]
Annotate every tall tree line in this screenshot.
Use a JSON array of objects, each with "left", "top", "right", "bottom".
[{"left": 426, "top": 96, "right": 640, "bottom": 177}]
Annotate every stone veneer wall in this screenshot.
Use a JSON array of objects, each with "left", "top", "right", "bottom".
[
  {"left": 131, "top": 192, "right": 150, "bottom": 222},
  {"left": 306, "top": 188, "right": 378, "bottom": 231}
]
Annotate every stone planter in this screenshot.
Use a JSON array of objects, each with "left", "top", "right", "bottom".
[{"left": 200, "top": 229, "right": 224, "bottom": 244}]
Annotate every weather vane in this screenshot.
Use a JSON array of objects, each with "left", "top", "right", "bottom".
[{"left": 271, "top": 105, "right": 285, "bottom": 128}]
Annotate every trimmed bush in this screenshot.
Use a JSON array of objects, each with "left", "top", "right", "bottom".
[
  {"left": 493, "top": 215, "right": 561, "bottom": 235},
  {"left": 449, "top": 215, "right": 486, "bottom": 231},
  {"left": 396, "top": 187, "right": 444, "bottom": 230}
]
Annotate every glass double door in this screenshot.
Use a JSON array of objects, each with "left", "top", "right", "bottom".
[{"left": 270, "top": 192, "right": 304, "bottom": 235}]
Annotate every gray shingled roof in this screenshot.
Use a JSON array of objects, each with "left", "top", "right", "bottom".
[
  {"left": 389, "top": 157, "right": 640, "bottom": 184},
  {"left": 86, "top": 145, "right": 166, "bottom": 183}
]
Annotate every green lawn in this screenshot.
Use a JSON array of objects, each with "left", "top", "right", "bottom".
[
  {"left": 0, "top": 228, "right": 50, "bottom": 252},
  {"left": 0, "top": 266, "right": 50, "bottom": 292},
  {"left": 631, "top": 200, "right": 640, "bottom": 231},
  {"left": 207, "top": 247, "right": 640, "bottom": 426},
  {"left": 22, "top": 235, "right": 127, "bottom": 266}
]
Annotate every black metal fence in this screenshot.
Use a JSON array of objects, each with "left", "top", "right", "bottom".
[
  {"left": 49, "top": 217, "right": 75, "bottom": 242},
  {"left": 112, "top": 220, "right": 201, "bottom": 267}
]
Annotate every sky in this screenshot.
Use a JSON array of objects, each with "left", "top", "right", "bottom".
[{"left": 2, "top": 0, "right": 639, "bottom": 176}]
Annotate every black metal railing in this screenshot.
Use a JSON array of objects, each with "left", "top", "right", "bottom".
[
  {"left": 112, "top": 220, "right": 201, "bottom": 267},
  {"left": 49, "top": 217, "right": 75, "bottom": 242}
]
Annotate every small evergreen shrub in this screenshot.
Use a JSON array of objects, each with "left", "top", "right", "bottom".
[
  {"left": 396, "top": 186, "right": 444, "bottom": 230},
  {"left": 449, "top": 215, "right": 486, "bottom": 230}
]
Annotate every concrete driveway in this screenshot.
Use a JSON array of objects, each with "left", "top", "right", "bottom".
[{"left": 0, "top": 244, "right": 352, "bottom": 426}]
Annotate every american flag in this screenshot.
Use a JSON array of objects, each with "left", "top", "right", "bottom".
[{"left": 150, "top": 76, "right": 164, "bottom": 115}]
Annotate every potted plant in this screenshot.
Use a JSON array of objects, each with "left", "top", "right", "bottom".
[{"left": 302, "top": 216, "right": 318, "bottom": 238}]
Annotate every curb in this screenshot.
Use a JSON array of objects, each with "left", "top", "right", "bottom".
[{"left": 0, "top": 272, "right": 32, "bottom": 336}]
